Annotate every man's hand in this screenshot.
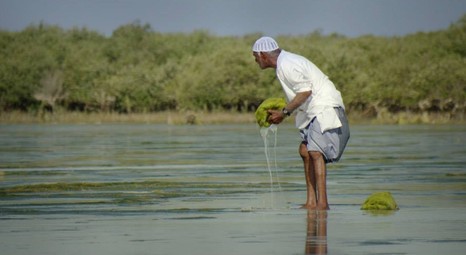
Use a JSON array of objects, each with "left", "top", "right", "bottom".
[
  {"left": 267, "top": 109, "right": 285, "bottom": 125},
  {"left": 266, "top": 91, "right": 312, "bottom": 125}
]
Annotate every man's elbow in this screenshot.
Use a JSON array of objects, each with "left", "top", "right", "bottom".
[{"left": 298, "top": 91, "right": 312, "bottom": 98}]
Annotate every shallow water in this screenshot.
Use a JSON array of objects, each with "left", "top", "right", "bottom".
[{"left": 1, "top": 123, "right": 465, "bottom": 255}]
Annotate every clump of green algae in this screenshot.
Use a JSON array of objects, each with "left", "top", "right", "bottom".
[
  {"left": 255, "top": 98, "right": 287, "bottom": 127},
  {"left": 361, "top": 192, "right": 398, "bottom": 210}
]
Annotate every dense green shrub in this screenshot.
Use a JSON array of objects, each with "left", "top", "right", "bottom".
[{"left": 1, "top": 17, "right": 464, "bottom": 115}]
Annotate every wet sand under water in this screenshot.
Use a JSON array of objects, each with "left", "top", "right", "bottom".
[{"left": 0, "top": 124, "right": 465, "bottom": 255}]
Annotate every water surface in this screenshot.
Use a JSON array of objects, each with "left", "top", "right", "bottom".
[{"left": 1, "top": 123, "right": 465, "bottom": 255}]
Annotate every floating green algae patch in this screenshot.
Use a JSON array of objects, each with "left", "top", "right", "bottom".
[
  {"left": 255, "top": 98, "right": 287, "bottom": 127},
  {"left": 0, "top": 182, "right": 144, "bottom": 193},
  {"left": 2, "top": 170, "right": 67, "bottom": 177},
  {"left": 446, "top": 173, "right": 466, "bottom": 177},
  {"left": 361, "top": 192, "right": 398, "bottom": 210},
  {"left": 114, "top": 195, "right": 154, "bottom": 204},
  {"left": 0, "top": 180, "right": 273, "bottom": 196}
]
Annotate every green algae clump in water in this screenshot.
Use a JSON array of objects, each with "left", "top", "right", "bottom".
[
  {"left": 255, "top": 98, "right": 287, "bottom": 127},
  {"left": 361, "top": 192, "right": 398, "bottom": 210}
]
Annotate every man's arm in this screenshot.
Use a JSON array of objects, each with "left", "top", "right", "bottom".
[{"left": 267, "top": 91, "right": 312, "bottom": 124}]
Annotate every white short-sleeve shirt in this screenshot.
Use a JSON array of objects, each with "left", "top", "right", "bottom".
[{"left": 276, "top": 50, "right": 345, "bottom": 131}]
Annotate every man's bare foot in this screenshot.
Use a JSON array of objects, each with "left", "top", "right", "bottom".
[
  {"left": 316, "top": 204, "right": 330, "bottom": 210},
  {"left": 300, "top": 203, "right": 317, "bottom": 209}
]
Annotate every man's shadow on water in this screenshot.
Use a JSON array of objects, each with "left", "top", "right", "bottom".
[{"left": 305, "top": 210, "right": 328, "bottom": 255}]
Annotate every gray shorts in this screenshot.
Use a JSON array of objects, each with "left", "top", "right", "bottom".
[{"left": 299, "top": 107, "right": 350, "bottom": 163}]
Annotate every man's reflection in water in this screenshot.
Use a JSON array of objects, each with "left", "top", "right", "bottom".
[{"left": 305, "top": 210, "right": 328, "bottom": 254}]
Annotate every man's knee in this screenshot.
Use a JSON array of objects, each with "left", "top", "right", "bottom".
[
  {"left": 309, "top": 151, "right": 326, "bottom": 176},
  {"left": 299, "top": 142, "right": 310, "bottom": 160}
]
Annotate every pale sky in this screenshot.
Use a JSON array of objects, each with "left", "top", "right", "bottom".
[{"left": 1, "top": 0, "right": 465, "bottom": 37}]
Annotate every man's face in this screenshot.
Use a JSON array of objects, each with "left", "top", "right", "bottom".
[{"left": 253, "top": 52, "right": 268, "bottom": 69}]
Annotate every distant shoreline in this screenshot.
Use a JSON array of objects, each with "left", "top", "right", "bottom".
[{"left": 1, "top": 111, "right": 464, "bottom": 125}]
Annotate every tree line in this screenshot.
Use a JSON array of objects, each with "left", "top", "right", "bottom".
[{"left": 1, "top": 15, "right": 465, "bottom": 118}]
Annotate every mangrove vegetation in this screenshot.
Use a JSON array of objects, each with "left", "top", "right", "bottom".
[{"left": 1, "top": 15, "right": 465, "bottom": 122}]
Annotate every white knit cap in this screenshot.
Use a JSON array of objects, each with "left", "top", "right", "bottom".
[{"left": 252, "top": 36, "right": 279, "bottom": 52}]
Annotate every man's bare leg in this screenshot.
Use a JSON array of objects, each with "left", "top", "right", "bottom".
[
  {"left": 310, "top": 151, "right": 329, "bottom": 210},
  {"left": 300, "top": 142, "right": 317, "bottom": 209}
]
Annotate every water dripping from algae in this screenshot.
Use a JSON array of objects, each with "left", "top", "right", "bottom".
[
  {"left": 260, "top": 124, "right": 282, "bottom": 208},
  {"left": 255, "top": 97, "right": 287, "bottom": 208}
]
